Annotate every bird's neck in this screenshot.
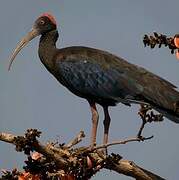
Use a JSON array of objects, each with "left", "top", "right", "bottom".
[{"left": 38, "top": 30, "right": 59, "bottom": 71}]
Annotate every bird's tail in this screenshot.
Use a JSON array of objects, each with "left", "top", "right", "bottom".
[
  {"left": 141, "top": 82, "right": 179, "bottom": 124},
  {"left": 127, "top": 97, "right": 179, "bottom": 123}
]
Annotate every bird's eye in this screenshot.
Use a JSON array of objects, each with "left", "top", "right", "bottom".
[{"left": 39, "top": 20, "right": 45, "bottom": 25}]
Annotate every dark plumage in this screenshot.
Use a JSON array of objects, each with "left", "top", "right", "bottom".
[{"left": 9, "top": 13, "right": 179, "bottom": 148}]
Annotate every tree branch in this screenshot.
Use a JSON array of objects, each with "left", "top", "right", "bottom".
[
  {"left": 143, "top": 32, "right": 176, "bottom": 53},
  {"left": 0, "top": 130, "right": 165, "bottom": 180},
  {"left": 106, "top": 159, "right": 165, "bottom": 180}
]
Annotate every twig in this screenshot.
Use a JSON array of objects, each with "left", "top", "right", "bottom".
[
  {"left": 143, "top": 32, "right": 176, "bottom": 54},
  {"left": 65, "top": 130, "right": 85, "bottom": 148},
  {"left": 137, "top": 105, "right": 163, "bottom": 139},
  {"left": 93, "top": 136, "right": 153, "bottom": 151},
  {"left": 0, "top": 132, "right": 15, "bottom": 143}
]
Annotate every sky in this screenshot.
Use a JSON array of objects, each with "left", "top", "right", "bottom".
[{"left": 1, "top": 1, "right": 179, "bottom": 179}]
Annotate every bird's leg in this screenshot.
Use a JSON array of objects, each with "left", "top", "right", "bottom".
[
  {"left": 103, "top": 106, "right": 111, "bottom": 154},
  {"left": 88, "top": 101, "right": 99, "bottom": 149}
]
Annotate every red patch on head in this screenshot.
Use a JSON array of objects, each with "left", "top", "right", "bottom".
[{"left": 40, "top": 12, "right": 57, "bottom": 26}]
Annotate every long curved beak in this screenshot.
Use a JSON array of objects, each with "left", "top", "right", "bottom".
[{"left": 8, "top": 28, "right": 40, "bottom": 71}]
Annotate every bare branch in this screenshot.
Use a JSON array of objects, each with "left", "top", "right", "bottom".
[
  {"left": 106, "top": 159, "right": 165, "bottom": 180},
  {"left": 137, "top": 105, "right": 163, "bottom": 139},
  {"left": 65, "top": 130, "right": 85, "bottom": 148},
  {"left": 93, "top": 136, "right": 153, "bottom": 150},
  {"left": 0, "top": 132, "right": 15, "bottom": 143}
]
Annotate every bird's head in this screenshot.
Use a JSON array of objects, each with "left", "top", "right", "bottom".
[
  {"left": 8, "top": 13, "right": 57, "bottom": 70},
  {"left": 34, "top": 13, "right": 57, "bottom": 34}
]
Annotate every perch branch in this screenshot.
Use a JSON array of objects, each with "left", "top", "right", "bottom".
[
  {"left": 0, "top": 130, "right": 68, "bottom": 169},
  {"left": 0, "top": 130, "right": 165, "bottom": 180}
]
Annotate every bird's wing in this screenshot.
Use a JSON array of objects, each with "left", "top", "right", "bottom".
[
  {"left": 55, "top": 46, "right": 179, "bottom": 111},
  {"left": 53, "top": 46, "right": 179, "bottom": 122},
  {"left": 120, "top": 62, "right": 179, "bottom": 111},
  {"left": 57, "top": 59, "right": 144, "bottom": 105}
]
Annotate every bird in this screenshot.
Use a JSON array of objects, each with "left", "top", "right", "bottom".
[{"left": 9, "top": 13, "right": 179, "bottom": 149}]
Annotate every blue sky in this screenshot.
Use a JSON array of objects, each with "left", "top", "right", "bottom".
[{"left": 1, "top": 1, "right": 179, "bottom": 179}]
